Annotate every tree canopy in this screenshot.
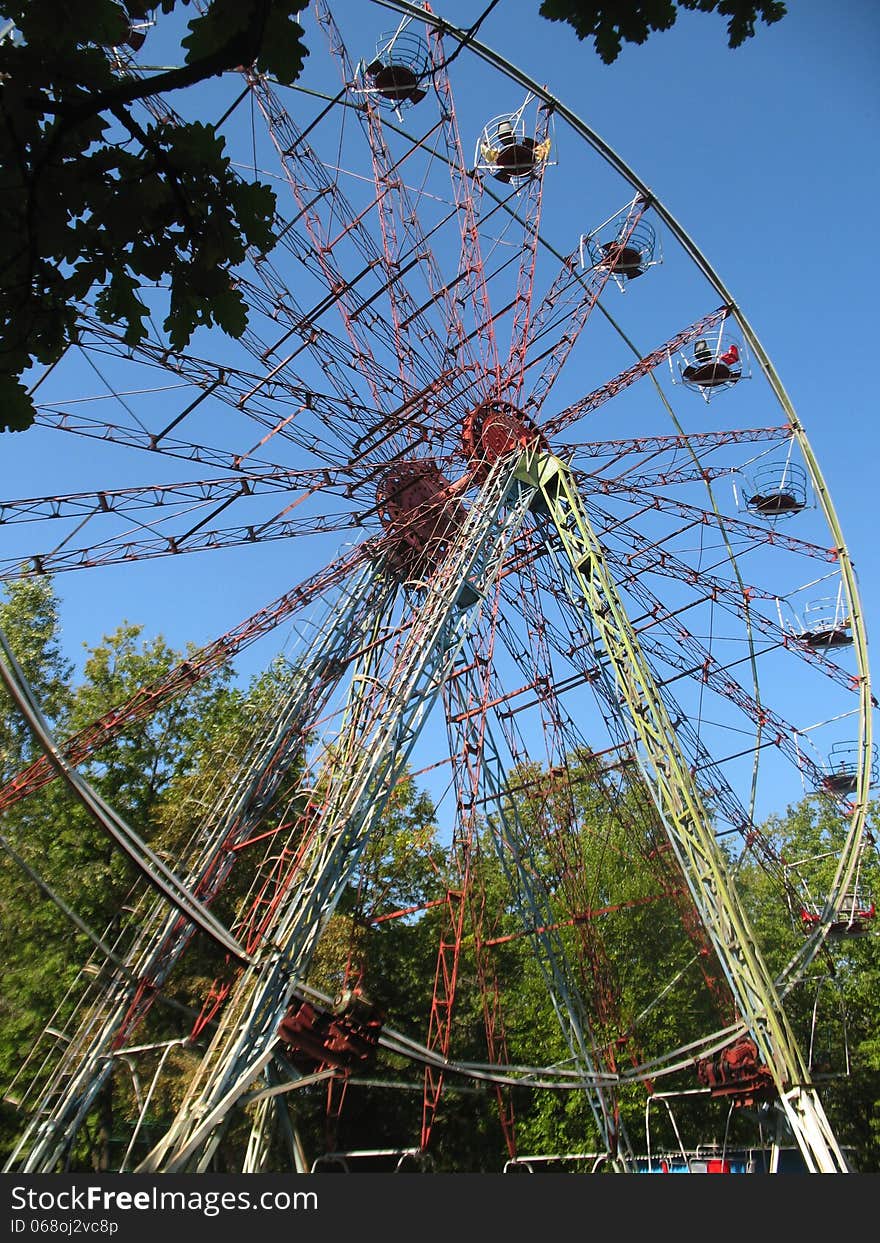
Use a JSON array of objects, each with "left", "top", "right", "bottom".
[
  {"left": 0, "top": 0, "right": 309, "bottom": 432},
  {"left": 2, "top": 0, "right": 790, "bottom": 433},
  {"left": 0, "top": 580, "right": 878, "bottom": 1170},
  {"left": 538, "top": 1, "right": 787, "bottom": 64}
]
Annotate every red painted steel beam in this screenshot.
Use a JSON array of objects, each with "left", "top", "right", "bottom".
[
  {"left": 570, "top": 425, "right": 792, "bottom": 461},
  {"left": 0, "top": 544, "right": 373, "bottom": 813},
  {"left": 542, "top": 306, "right": 729, "bottom": 436},
  {"left": 0, "top": 467, "right": 361, "bottom": 526},
  {"left": 523, "top": 198, "right": 652, "bottom": 418}
]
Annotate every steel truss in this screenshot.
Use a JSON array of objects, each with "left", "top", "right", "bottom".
[
  {"left": 2, "top": 0, "right": 872, "bottom": 1176},
  {"left": 6, "top": 451, "right": 848, "bottom": 1173}
]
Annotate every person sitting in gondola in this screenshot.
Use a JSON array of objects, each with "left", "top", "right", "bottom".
[
  {"left": 481, "top": 121, "right": 550, "bottom": 183},
  {"left": 480, "top": 119, "right": 513, "bottom": 163},
  {"left": 683, "top": 339, "right": 741, "bottom": 386}
]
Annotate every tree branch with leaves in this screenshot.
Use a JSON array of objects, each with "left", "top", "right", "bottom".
[
  {"left": 0, "top": 0, "right": 309, "bottom": 432},
  {"left": 538, "top": 0, "right": 786, "bottom": 64}
]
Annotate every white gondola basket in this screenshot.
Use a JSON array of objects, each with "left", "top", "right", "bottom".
[
  {"left": 736, "top": 460, "right": 810, "bottom": 520},
  {"left": 777, "top": 590, "right": 852, "bottom": 650},
  {"left": 817, "top": 741, "right": 878, "bottom": 796},
  {"left": 670, "top": 320, "right": 749, "bottom": 399},
  {"left": 361, "top": 29, "right": 430, "bottom": 110},
  {"left": 474, "top": 112, "right": 554, "bottom": 186},
  {"left": 581, "top": 205, "right": 660, "bottom": 287}
]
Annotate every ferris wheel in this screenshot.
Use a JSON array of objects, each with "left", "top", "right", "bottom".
[{"left": 1, "top": 0, "right": 875, "bottom": 1175}]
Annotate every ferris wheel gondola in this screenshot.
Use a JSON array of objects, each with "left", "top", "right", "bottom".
[{"left": 1, "top": 0, "right": 873, "bottom": 1176}]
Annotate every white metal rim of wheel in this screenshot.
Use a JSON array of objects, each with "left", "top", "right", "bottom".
[{"left": 2, "top": 0, "right": 874, "bottom": 1170}]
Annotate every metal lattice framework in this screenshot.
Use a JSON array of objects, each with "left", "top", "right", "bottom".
[{"left": 1, "top": 1, "right": 875, "bottom": 1175}]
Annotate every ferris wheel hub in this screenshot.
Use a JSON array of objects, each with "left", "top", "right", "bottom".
[
  {"left": 462, "top": 399, "right": 546, "bottom": 483},
  {"left": 376, "top": 459, "right": 463, "bottom": 578}
]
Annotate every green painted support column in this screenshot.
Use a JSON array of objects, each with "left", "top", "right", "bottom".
[{"left": 517, "top": 447, "right": 849, "bottom": 1173}]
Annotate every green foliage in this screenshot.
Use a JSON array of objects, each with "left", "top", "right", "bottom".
[
  {"left": 538, "top": 0, "right": 787, "bottom": 63},
  {"left": 2, "top": 579, "right": 877, "bottom": 1170},
  {"left": 70, "top": 621, "right": 235, "bottom": 815},
  {"left": 0, "top": 582, "right": 239, "bottom": 1161},
  {"left": 470, "top": 753, "right": 723, "bottom": 1156},
  {"left": 0, "top": 0, "right": 308, "bottom": 432},
  {"left": 738, "top": 797, "right": 880, "bottom": 1171},
  {"left": 0, "top": 577, "right": 73, "bottom": 775}
]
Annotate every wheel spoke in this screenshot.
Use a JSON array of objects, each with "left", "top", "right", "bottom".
[{"left": 4, "top": 1, "right": 869, "bottom": 1176}]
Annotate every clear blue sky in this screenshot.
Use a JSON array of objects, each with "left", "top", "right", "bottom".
[
  {"left": 2, "top": 0, "right": 879, "bottom": 824},
  {"left": 463, "top": 0, "right": 880, "bottom": 624}
]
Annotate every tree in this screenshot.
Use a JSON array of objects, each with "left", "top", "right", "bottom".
[
  {"left": 738, "top": 796, "right": 880, "bottom": 1172},
  {"left": 70, "top": 621, "right": 236, "bottom": 818},
  {"left": 2, "top": 0, "right": 792, "bottom": 435},
  {"left": 0, "top": 577, "right": 73, "bottom": 777},
  {"left": 1, "top": 0, "right": 309, "bottom": 432},
  {"left": 538, "top": 1, "right": 787, "bottom": 64},
  {"left": 478, "top": 752, "right": 728, "bottom": 1160},
  {"left": 0, "top": 599, "right": 238, "bottom": 1165},
  {"left": 0, "top": 578, "right": 77, "bottom": 1157}
]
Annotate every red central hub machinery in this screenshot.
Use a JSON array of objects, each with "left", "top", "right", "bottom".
[
  {"left": 277, "top": 988, "right": 384, "bottom": 1074},
  {"left": 461, "top": 399, "right": 547, "bottom": 484},
  {"left": 375, "top": 403, "right": 546, "bottom": 578},
  {"left": 376, "top": 459, "right": 465, "bottom": 579},
  {"left": 695, "top": 1036, "right": 776, "bottom": 1106}
]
